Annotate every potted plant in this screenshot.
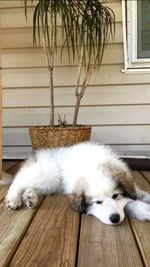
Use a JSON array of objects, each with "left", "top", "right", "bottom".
[{"left": 23, "top": 0, "right": 115, "bottom": 149}]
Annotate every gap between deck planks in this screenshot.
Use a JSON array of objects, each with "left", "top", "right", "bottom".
[{"left": 0, "top": 162, "right": 150, "bottom": 267}]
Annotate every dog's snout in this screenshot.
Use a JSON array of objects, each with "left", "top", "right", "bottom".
[{"left": 109, "top": 213, "right": 120, "bottom": 224}]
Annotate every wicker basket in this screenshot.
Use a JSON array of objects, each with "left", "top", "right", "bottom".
[{"left": 29, "top": 125, "right": 91, "bottom": 150}]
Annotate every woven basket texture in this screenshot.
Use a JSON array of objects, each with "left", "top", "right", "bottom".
[{"left": 29, "top": 125, "right": 91, "bottom": 149}]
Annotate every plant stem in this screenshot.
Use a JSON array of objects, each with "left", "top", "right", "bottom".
[
  {"left": 42, "top": 34, "right": 54, "bottom": 127},
  {"left": 73, "top": 45, "right": 84, "bottom": 127},
  {"left": 73, "top": 45, "right": 94, "bottom": 127}
]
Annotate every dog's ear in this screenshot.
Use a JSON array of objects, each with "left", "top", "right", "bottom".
[
  {"left": 102, "top": 161, "right": 136, "bottom": 200},
  {"left": 116, "top": 172, "right": 136, "bottom": 200},
  {"left": 69, "top": 193, "right": 90, "bottom": 213},
  {"left": 114, "top": 165, "right": 136, "bottom": 200}
]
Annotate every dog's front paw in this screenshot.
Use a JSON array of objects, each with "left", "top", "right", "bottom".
[
  {"left": 141, "top": 204, "right": 150, "bottom": 221},
  {"left": 126, "top": 200, "right": 150, "bottom": 221},
  {"left": 5, "top": 194, "right": 22, "bottom": 210},
  {"left": 22, "top": 188, "right": 38, "bottom": 209}
]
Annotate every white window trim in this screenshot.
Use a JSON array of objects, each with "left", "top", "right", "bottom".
[{"left": 122, "top": 0, "right": 150, "bottom": 74}]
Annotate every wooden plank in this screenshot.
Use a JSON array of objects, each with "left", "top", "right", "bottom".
[
  {"left": 111, "top": 145, "right": 150, "bottom": 157},
  {"left": 0, "top": 200, "right": 42, "bottom": 267},
  {"left": 77, "top": 171, "right": 150, "bottom": 267},
  {"left": 3, "top": 0, "right": 120, "bottom": 10},
  {"left": 1, "top": 2, "right": 121, "bottom": 28},
  {"left": 2, "top": 44, "right": 123, "bottom": 68},
  {"left": 3, "top": 65, "right": 150, "bottom": 89},
  {"left": 0, "top": 34, "right": 2, "bottom": 179},
  {"left": 1, "top": 23, "right": 122, "bottom": 49},
  {"left": 3, "top": 106, "right": 150, "bottom": 127},
  {"left": 0, "top": 160, "right": 43, "bottom": 267},
  {"left": 0, "top": 161, "right": 21, "bottom": 203},
  {"left": 2, "top": 160, "right": 19, "bottom": 171},
  {"left": 4, "top": 84, "right": 150, "bottom": 108},
  {"left": 3, "top": 125, "right": 150, "bottom": 146},
  {"left": 9, "top": 195, "right": 80, "bottom": 267},
  {"left": 0, "top": 186, "right": 9, "bottom": 203},
  {"left": 77, "top": 216, "right": 143, "bottom": 267},
  {"left": 131, "top": 171, "right": 150, "bottom": 192},
  {"left": 140, "top": 171, "right": 150, "bottom": 184},
  {"left": 128, "top": 171, "right": 150, "bottom": 267},
  {"left": 1, "top": 8, "right": 34, "bottom": 28},
  {"left": 2, "top": 84, "right": 150, "bottom": 107},
  {"left": 0, "top": 1, "right": 28, "bottom": 8},
  {"left": 0, "top": 0, "right": 120, "bottom": 8},
  {"left": 3, "top": 145, "right": 150, "bottom": 161},
  {"left": 92, "top": 125, "right": 150, "bottom": 145},
  {"left": 3, "top": 147, "right": 32, "bottom": 159}
]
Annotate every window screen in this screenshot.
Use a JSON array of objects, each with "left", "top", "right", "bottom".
[{"left": 137, "top": 0, "right": 150, "bottom": 58}]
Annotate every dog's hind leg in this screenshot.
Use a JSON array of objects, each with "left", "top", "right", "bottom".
[
  {"left": 5, "top": 185, "right": 23, "bottom": 209},
  {"left": 5, "top": 159, "right": 41, "bottom": 210},
  {"left": 125, "top": 200, "right": 150, "bottom": 221}
]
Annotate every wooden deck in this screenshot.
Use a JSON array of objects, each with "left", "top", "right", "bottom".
[{"left": 0, "top": 161, "right": 150, "bottom": 267}]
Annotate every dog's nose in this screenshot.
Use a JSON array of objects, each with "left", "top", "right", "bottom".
[{"left": 109, "top": 213, "right": 120, "bottom": 224}]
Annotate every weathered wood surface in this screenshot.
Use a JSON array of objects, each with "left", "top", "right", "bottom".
[
  {"left": 77, "top": 170, "right": 150, "bottom": 267},
  {"left": 9, "top": 195, "right": 80, "bottom": 267},
  {"left": 141, "top": 171, "right": 150, "bottom": 184},
  {"left": 0, "top": 161, "right": 41, "bottom": 267},
  {"left": 77, "top": 215, "right": 143, "bottom": 267},
  {"left": 0, "top": 162, "right": 150, "bottom": 267},
  {"left": 129, "top": 171, "right": 150, "bottom": 267}
]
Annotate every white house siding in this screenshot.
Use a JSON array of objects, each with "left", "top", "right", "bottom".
[{"left": 1, "top": 0, "right": 150, "bottom": 159}]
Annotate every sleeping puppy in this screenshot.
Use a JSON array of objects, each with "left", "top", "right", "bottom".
[{"left": 4, "top": 142, "right": 150, "bottom": 225}]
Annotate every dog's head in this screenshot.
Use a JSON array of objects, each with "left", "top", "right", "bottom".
[{"left": 70, "top": 160, "right": 136, "bottom": 225}]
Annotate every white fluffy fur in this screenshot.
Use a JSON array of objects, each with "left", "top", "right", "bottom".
[{"left": 4, "top": 142, "right": 150, "bottom": 225}]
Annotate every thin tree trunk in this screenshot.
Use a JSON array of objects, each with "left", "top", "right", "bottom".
[
  {"left": 42, "top": 35, "right": 54, "bottom": 127},
  {"left": 73, "top": 45, "right": 84, "bottom": 127},
  {"left": 73, "top": 63, "right": 94, "bottom": 127}
]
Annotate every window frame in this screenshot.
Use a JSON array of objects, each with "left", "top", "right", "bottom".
[{"left": 122, "top": 0, "right": 150, "bottom": 74}]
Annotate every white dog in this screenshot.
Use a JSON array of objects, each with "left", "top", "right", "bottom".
[{"left": 4, "top": 142, "right": 150, "bottom": 225}]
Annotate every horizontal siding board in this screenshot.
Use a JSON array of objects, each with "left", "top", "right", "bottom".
[
  {"left": 3, "top": 126, "right": 150, "bottom": 146},
  {"left": 3, "top": 65, "right": 150, "bottom": 88},
  {"left": 3, "top": 106, "right": 150, "bottom": 127},
  {"left": 1, "top": 23, "right": 122, "bottom": 49},
  {"left": 111, "top": 145, "right": 150, "bottom": 157},
  {"left": 0, "top": 1, "right": 120, "bottom": 9},
  {"left": 0, "top": 1, "right": 24, "bottom": 8},
  {"left": 0, "top": 3, "right": 121, "bottom": 28},
  {"left": 0, "top": 7, "right": 33, "bottom": 28},
  {"left": 3, "top": 145, "right": 150, "bottom": 160},
  {"left": 3, "top": 147, "right": 32, "bottom": 159},
  {"left": 3, "top": 85, "right": 150, "bottom": 108},
  {"left": 92, "top": 126, "right": 150, "bottom": 144},
  {"left": 2, "top": 44, "right": 123, "bottom": 68}
]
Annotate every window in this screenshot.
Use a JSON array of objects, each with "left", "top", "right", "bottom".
[{"left": 122, "top": 0, "right": 150, "bottom": 73}]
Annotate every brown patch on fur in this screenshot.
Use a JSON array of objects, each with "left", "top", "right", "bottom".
[
  {"left": 69, "top": 193, "right": 92, "bottom": 213},
  {"left": 102, "top": 161, "right": 136, "bottom": 200}
]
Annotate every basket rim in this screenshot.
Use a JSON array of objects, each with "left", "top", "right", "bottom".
[{"left": 29, "top": 125, "right": 91, "bottom": 131}]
